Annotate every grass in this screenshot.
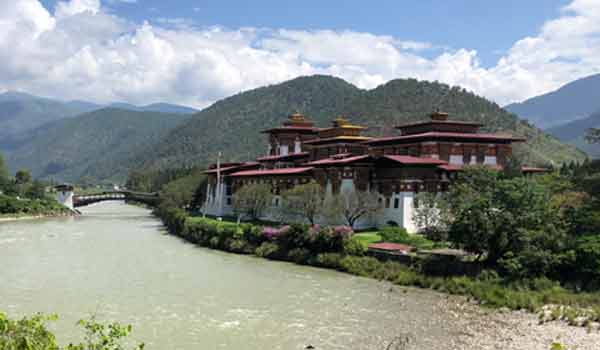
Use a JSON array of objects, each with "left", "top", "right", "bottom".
[{"left": 352, "top": 232, "right": 382, "bottom": 248}]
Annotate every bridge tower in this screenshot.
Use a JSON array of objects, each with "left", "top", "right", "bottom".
[{"left": 54, "top": 184, "right": 74, "bottom": 210}]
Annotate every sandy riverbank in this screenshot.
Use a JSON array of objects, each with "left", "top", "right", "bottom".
[
  {"left": 396, "top": 285, "right": 600, "bottom": 350},
  {"left": 0, "top": 212, "right": 75, "bottom": 223}
]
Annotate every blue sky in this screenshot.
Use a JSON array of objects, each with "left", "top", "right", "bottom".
[
  {"left": 2, "top": 0, "right": 599, "bottom": 108},
  {"left": 39, "top": 0, "right": 567, "bottom": 67}
]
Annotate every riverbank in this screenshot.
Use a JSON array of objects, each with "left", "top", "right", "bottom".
[
  {"left": 154, "top": 206, "right": 600, "bottom": 331},
  {"left": 0, "top": 211, "right": 74, "bottom": 223}
]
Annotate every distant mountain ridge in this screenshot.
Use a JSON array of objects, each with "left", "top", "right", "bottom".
[
  {"left": 107, "top": 102, "right": 198, "bottom": 114},
  {"left": 547, "top": 111, "right": 600, "bottom": 158},
  {"left": 0, "top": 91, "right": 97, "bottom": 143},
  {"left": 0, "top": 91, "right": 198, "bottom": 145},
  {"left": 505, "top": 74, "right": 600, "bottom": 129}
]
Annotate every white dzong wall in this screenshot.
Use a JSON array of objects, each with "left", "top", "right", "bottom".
[{"left": 55, "top": 190, "right": 74, "bottom": 210}]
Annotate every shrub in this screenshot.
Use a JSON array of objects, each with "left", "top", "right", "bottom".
[
  {"left": 242, "top": 224, "right": 263, "bottom": 245},
  {"left": 227, "top": 239, "right": 249, "bottom": 253},
  {"left": 208, "top": 236, "right": 220, "bottom": 248},
  {"left": 339, "top": 256, "right": 382, "bottom": 277},
  {"left": 255, "top": 242, "right": 282, "bottom": 259},
  {"left": 262, "top": 225, "right": 291, "bottom": 241},
  {"left": 343, "top": 238, "right": 366, "bottom": 256},
  {"left": 379, "top": 226, "right": 410, "bottom": 242},
  {"left": 287, "top": 248, "right": 311, "bottom": 264},
  {"left": 477, "top": 269, "right": 501, "bottom": 283},
  {"left": 378, "top": 226, "right": 441, "bottom": 250},
  {"left": 278, "top": 224, "right": 311, "bottom": 250},
  {"left": 314, "top": 253, "right": 344, "bottom": 269}
]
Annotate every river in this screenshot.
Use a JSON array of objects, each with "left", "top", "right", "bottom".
[{"left": 1, "top": 202, "right": 599, "bottom": 350}]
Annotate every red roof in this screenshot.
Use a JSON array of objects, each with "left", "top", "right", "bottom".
[
  {"left": 256, "top": 152, "right": 309, "bottom": 162},
  {"left": 261, "top": 126, "right": 320, "bottom": 134},
  {"left": 204, "top": 162, "right": 259, "bottom": 174},
  {"left": 365, "top": 131, "right": 526, "bottom": 145},
  {"left": 396, "top": 119, "right": 484, "bottom": 129},
  {"left": 302, "top": 136, "right": 372, "bottom": 145},
  {"left": 230, "top": 167, "right": 313, "bottom": 177},
  {"left": 305, "top": 155, "right": 371, "bottom": 166},
  {"left": 521, "top": 166, "right": 550, "bottom": 173},
  {"left": 383, "top": 155, "right": 447, "bottom": 165},
  {"left": 438, "top": 164, "right": 503, "bottom": 172},
  {"left": 368, "top": 242, "right": 414, "bottom": 253}
]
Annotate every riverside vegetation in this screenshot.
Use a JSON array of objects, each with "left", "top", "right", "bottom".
[
  {"left": 0, "top": 153, "right": 69, "bottom": 218},
  {"left": 144, "top": 160, "right": 600, "bottom": 329},
  {"left": 0, "top": 312, "right": 144, "bottom": 350}
]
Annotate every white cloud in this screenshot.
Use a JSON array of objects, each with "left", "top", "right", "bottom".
[
  {"left": 55, "top": 0, "right": 100, "bottom": 18},
  {"left": 1, "top": 0, "right": 599, "bottom": 109}
]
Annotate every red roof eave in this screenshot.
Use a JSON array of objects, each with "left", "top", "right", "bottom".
[
  {"left": 261, "top": 126, "right": 321, "bottom": 134},
  {"left": 382, "top": 155, "right": 447, "bottom": 165},
  {"left": 204, "top": 162, "right": 260, "bottom": 174},
  {"left": 395, "top": 120, "right": 484, "bottom": 129},
  {"left": 230, "top": 167, "right": 314, "bottom": 177},
  {"left": 437, "top": 164, "right": 503, "bottom": 172},
  {"left": 305, "top": 155, "right": 372, "bottom": 166},
  {"left": 364, "top": 132, "right": 526, "bottom": 145}
]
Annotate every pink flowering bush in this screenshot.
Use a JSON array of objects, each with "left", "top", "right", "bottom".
[
  {"left": 333, "top": 225, "right": 354, "bottom": 237},
  {"left": 262, "top": 225, "right": 290, "bottom": 240}
]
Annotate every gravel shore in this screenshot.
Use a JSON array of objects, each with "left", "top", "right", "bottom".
[{"left": 396, "top": 286, "right": 600, "bottom": 350}]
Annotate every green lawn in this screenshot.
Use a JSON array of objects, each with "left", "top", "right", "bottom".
[{"left": 352, "top": 232, "right": 382, "bottom": 248}]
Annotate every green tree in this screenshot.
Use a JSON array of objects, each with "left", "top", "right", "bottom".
[
  {"left": 281, "top": 181, "right": 324, "bottom": 224},
  {"left": 26, "top": 181, "right": 47, "bottom": 200},
  {"left": 432, "top": 166, "right": 565, "bottom": 269},
  {"left": 325, "top": 189, "right": 382, "bottom": 229},
  {"left": 232, "top": 183, "right": 273, "bottom": 221},
  {"left": 15, "top": 169, "right": 32, "bottom": 185},
  {"left": 0, "top": 312, "right": 144, "bottom": 350},
  {"left": 159, "top": 173, "right": 206, "bottom": 209}
]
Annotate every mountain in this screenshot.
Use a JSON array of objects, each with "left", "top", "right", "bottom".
[
  {"left": 4, "top": 108, "right": 189, "bottom": 183},
  {"left": 108, "top": 102, "right": 198, "bottom": 114},
  {"left": 0, "top": 91, "right": 197, "bottom": 147},
  {"left": 0, "top": 91, "right": 97, "bottom": 144},
  {"left": 546, "top": 111, "right": 600, "bottom": 158},
  {"left": 505, "top": 74, "right": 600, "bottom": 129},
  {"left": 133, "top": 75, "right": 585, "bottom": 172}
]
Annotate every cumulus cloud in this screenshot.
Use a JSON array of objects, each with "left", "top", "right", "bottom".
[{"left": 0, "top": 0, "right": 599, "bottom": 108}]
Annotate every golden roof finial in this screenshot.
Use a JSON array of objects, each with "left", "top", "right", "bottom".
[
  {"left": 430, "top": 110, "right": 449, "bottom": 121},
  {"left": 333, "top": 116, "right": 348, "bottom": 127}
]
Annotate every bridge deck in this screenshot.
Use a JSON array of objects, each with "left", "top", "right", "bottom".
[{"left": 73, "top": 191, "right": 159, "bottom": 208}]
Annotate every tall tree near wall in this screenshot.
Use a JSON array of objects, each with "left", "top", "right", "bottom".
[
  {"left": 281, "top": 182, "right": 325, "bottom": 225},
  {"left": 325, "top": 189, "right": 383, "bottom": 229},
  {"left": 232, "top": 183, "right": 273, "bottom": 221}
]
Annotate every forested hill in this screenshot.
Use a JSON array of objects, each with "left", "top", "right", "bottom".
[
  {"left": 0, "top": 92, "right": 96, "bottom": 143},
  {"left": 135, "top": 75, "right": 585, "bottom": 171},
  {"left": 5, "top": 108, "right": 189, "bottom": 183}
]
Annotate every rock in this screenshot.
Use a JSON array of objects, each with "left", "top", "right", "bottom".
[{"left": 573, "top": 316, "right": 588, "bottom": 327}]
